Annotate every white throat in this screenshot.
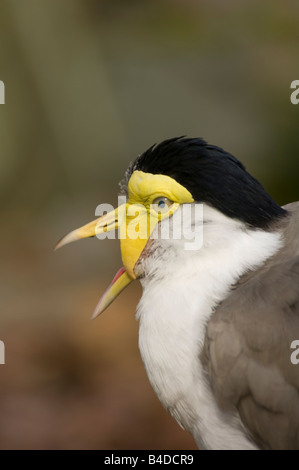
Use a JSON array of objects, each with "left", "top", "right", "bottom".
[{"left": 136, "top": 204, "right": 283, "bottom": 449}]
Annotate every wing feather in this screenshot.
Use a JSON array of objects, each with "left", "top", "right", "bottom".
[{"left": 203, "top": 202, "right": 299, "bottom": 449}]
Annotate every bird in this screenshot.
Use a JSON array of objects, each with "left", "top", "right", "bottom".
[{"left": 56, "top": 137, "right": 299, "bottom": 450}]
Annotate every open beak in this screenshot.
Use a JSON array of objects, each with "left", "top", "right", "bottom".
[
  {"left": 56, "top": 203, "right": 154, "bottom": 318},
  {"left": 91, "top": 266, "right": 132, "bottom": 319}
]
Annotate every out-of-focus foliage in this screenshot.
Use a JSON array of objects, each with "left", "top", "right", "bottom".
[{"left": 0, "top": 0, "right": 298, "bottom": 449}]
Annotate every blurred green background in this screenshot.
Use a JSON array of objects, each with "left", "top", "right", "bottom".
[{"left": 0, "top": 0, "right": 298, "bottom": 449}]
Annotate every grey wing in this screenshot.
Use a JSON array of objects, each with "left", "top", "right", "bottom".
[{"left": 203, "top": 255, "right": 299, "bottom": 450}]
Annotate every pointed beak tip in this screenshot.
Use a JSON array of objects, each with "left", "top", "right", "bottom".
[
  {"left": 90, "top": 269, "right": 134, "bottom": 320},
  {"left": 54, "top": 231, "right": 80, "bottom": 251},
  {"left": 91, "top": 308, "right": 103, "bottom": 321},
  {"left": 54, "top": 239, "right": 64, "bottom": 251},
  {"left": 54, "top": 238, "right": 70, "bottom": 251}
]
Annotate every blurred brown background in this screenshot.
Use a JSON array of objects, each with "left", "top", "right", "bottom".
[{"left": 0, "top": 0, "right": 298, "bottom": 450}]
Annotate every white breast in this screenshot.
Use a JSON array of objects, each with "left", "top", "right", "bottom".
[{"left": 136, "top": 204, "right": 282, "bottom": 450}]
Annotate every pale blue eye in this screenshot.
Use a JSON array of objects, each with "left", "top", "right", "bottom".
[{"left": 152, "top": 196, "right": 173, "bottom": 213}]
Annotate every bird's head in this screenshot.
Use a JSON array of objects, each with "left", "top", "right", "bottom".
[{"left": 56, "top": 137, "right": 286, "bottom": 318}]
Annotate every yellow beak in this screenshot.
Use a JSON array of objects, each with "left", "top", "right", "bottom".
[{"left": 55, "top": 203, "right": 157, "bottom": 318}]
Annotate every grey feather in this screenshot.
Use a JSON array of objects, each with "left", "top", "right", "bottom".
[{"left": 202, "top": 202, "right": 299, "bottom": 450}]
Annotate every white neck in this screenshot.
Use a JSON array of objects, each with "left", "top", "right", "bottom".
[{"left": 136, "top": 204, "right": 283, "bottom": 449}]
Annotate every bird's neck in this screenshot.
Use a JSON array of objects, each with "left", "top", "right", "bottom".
[{"left": 136, "top": 205, "right": 283, "bottom": 448}]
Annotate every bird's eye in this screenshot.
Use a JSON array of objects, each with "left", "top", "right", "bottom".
[{"left": 152, "top": 196, "right": 174, "bottom": 213}]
